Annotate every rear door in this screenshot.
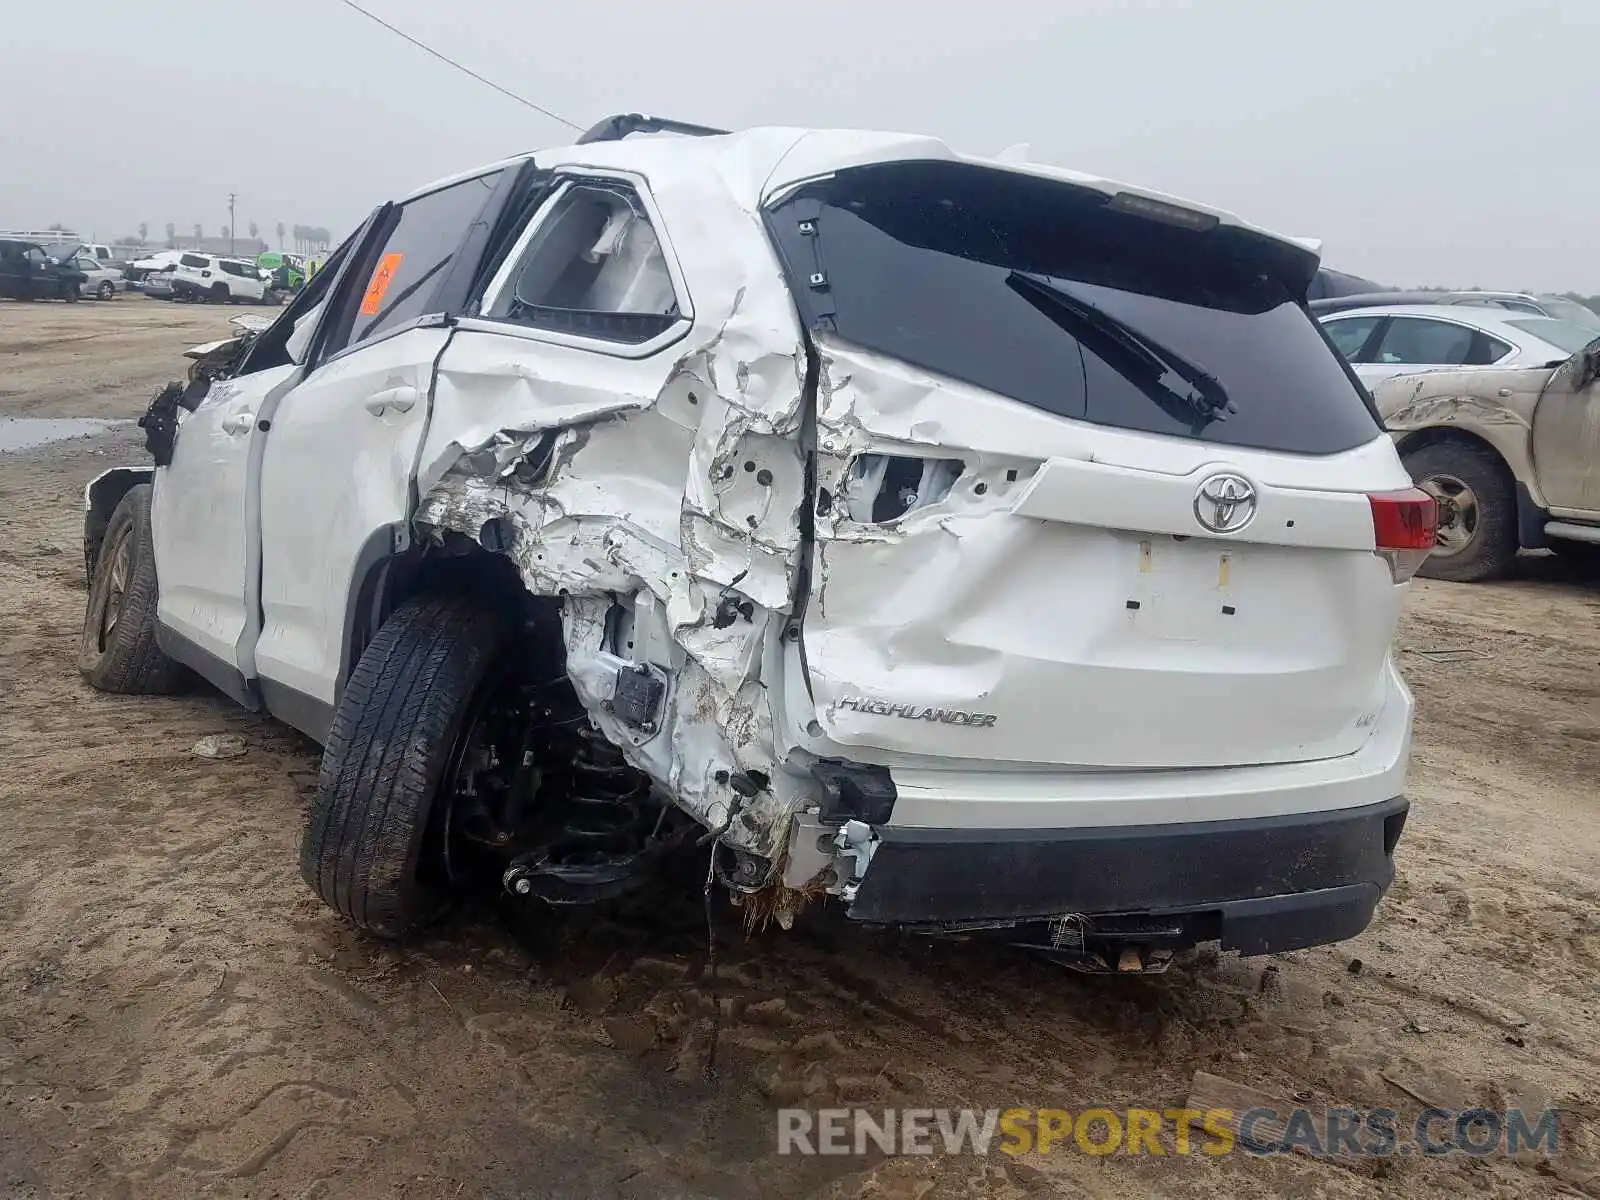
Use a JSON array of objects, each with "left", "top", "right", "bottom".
[
  {"left": 251, "top": 168, "right": 509, "bottom": 735},
  {"left": 766, "top": 162, "right": 1412, "bottom": 771}
]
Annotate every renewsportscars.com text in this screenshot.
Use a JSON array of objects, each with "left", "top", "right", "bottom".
[{"left": 776, "top": 1106, "right": 1559, "bottom": 1158}]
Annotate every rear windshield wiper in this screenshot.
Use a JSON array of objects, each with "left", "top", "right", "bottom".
[{"left": 1007, "top": 272, "right": 1237, "bottom": 423}]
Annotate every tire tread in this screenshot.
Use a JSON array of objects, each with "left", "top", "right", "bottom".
[
  {"left": 78, "top": 484, "right": 183, "bottom": 694},
  {"left": 300, "top": 593, "right": 509, "bottom": 939}
]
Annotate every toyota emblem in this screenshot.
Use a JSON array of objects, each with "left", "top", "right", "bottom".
[{"left": 1194, "top": 473, "right": 1257, "bottom": 534}]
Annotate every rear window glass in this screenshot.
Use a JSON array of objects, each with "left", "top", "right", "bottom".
[
  {"left": 1505, "top": 318, "right": 1599, "bottom": 355},
  {"left": 1531, "top": 298, "right": 1600, "bottom": 331},
  {"left": 180, "top": 254, "right": 210, "bottom": 268},
  {"left": 765, "top": 162, "right": 1381, "bottom": 456}
]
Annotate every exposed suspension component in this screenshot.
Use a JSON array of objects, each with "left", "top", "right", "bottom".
[{"left": 443, "top": 652, "right": 692, "bottom": 905}]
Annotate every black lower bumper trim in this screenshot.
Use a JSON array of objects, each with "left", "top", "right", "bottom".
[{"left": 847, "top": 796, "right": 1408, "bottom": 955}]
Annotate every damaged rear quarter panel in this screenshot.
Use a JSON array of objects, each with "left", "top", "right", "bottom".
[{"left": 413, "top": 148, "right": 817, "bottom": 859}]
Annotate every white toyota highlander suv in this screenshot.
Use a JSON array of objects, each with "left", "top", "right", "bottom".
[{"left": 78, "top": 115, "right": 1433, "bottom": 970}]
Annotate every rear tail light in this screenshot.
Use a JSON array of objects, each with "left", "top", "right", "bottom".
[{"left": 1369, "top": 488, "right": 1437, "bottom": 582}]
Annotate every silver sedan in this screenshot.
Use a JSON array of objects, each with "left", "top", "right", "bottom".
[
  {"left": 73, "top": 256, "right": 127, "bottom": 301},
  {"left": 1320, "top": 303, "right": 1597, "bottom": 388}
]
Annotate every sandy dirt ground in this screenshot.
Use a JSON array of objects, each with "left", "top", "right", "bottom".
[{"left": 1, "top": 298, "right": 1598, "bottom": 1198}]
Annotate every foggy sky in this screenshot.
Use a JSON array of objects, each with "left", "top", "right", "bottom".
[{"left": 3, "top": 0, "right": 1595, "bottom": 291}]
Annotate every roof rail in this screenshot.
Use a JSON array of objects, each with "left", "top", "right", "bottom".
[{"left": 575, "top": 113, "right": 728, "bottom": 145}]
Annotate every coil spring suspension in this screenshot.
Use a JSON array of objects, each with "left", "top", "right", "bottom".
[{"left": 558, "top": 726, "right": 649, "bottom": 852}]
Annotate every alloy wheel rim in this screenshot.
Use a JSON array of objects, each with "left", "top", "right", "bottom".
[
  {"left": 1418, "top": 472, "right": 1478, "bottom": 557},
  {"left": 99, "top": 528, "right": 134, "bottom": 649}
]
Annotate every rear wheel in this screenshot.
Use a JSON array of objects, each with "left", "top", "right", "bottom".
[
  {"left": 62, "top": 283, "right": 79, "bottom": 303},
  {"left": 210, "top": 282, "right": 230, "bottom": 303},
  {"left": 1402, "top": 440, "right": 1518, "bottom": 583},
  {"left": 300, "top": 594, "right": 516, "bottom": 939},
  {"left": 97, "top": 280, "right": 115, "bottom": 300},
  {"left": 79, "top": 485, "right": 184, "bottom": 694}
]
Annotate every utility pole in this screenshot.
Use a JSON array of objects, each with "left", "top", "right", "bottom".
[{"left": 227, "top": 192, "right": 236, "bottom": 255}]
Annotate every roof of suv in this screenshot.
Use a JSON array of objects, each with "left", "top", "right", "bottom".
[{"left": 404, "top": 124, "right": 1317, "bottom": 266}]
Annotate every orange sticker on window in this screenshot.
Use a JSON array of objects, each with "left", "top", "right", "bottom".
[{"left": 359, "top": 251, "right": 404, "bottom": 317}]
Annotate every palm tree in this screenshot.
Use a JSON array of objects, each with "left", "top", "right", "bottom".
[
  {"left": 138, "top": 222, "right": 148, "bottom": 244},
  {"left": 164, "top": 222, "right": 176, "bottom": 248},
  {"left": 248, "top": 221, "right": 259, "bottom": 245},
  {"left": 275, "top": 221, "right": 286, "bottom": 250},
  {"left": 193, "top": 223, "right": 203, "bottom": 246}
]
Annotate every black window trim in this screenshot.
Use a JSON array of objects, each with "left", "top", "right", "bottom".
[{"left": 461, "top": 168, "right": 695, "bottom": 361}]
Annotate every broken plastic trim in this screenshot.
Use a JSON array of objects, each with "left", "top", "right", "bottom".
[{"left": 810, "top": 759, "right": 897, "bottom": 826}]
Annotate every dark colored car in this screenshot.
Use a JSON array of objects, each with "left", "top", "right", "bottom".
[
  {"left": 1308, "top": 267, "right": 1384, "bottom": 302},
  {"left": 0, "top": 239, "right": 86, "bottom": 301}
]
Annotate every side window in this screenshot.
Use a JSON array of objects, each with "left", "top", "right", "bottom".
[
  {"left": 180, "top": 254, "right": 210, "bottom": 269},
  {"left": 1376, "top": 318, "right": 1475, "bottom": 365},
  {"left": 485, "top": 181, "right": 680, "bottom": 344},
  {"left": 344, "top": 171, "right": 503, "bottom": 348},
  {"left": 1465, "top": 331, "right": 1512, "bottom": 365},
  {"left": 1323, "top": 316, "right": 1381, "bottom": 361}
]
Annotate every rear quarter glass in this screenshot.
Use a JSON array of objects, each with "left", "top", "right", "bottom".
[{"left": 766, "top": 161, "right": 1382, "bottom": 456}]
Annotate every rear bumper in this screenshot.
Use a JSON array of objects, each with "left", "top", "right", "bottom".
[{"left": 847, "top": 795, "right": 1408, "bottom": 955}]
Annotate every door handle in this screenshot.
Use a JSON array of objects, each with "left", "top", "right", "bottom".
[
  {"left": 365, "top": 385, "right": 419, "bottom": 416},
  {"left": 220, "top": 411, "right": 256, "bottom": 435}
]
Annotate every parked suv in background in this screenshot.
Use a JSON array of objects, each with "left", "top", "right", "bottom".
[
  {"left": 77, "top": 116, "right": 1430, "bottom": 970},
  {"left": 1313, "top": 290, "right": 1600, "bottom": 331},
  {"left": 169, "top": 253, "right": 273, "bottom": 303},
  {"left": 0, "top": 238, "right": 84, "bottom": 300},
  {"left": 1440, "top": 291, "right": 1600, "bottom": 331}
]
